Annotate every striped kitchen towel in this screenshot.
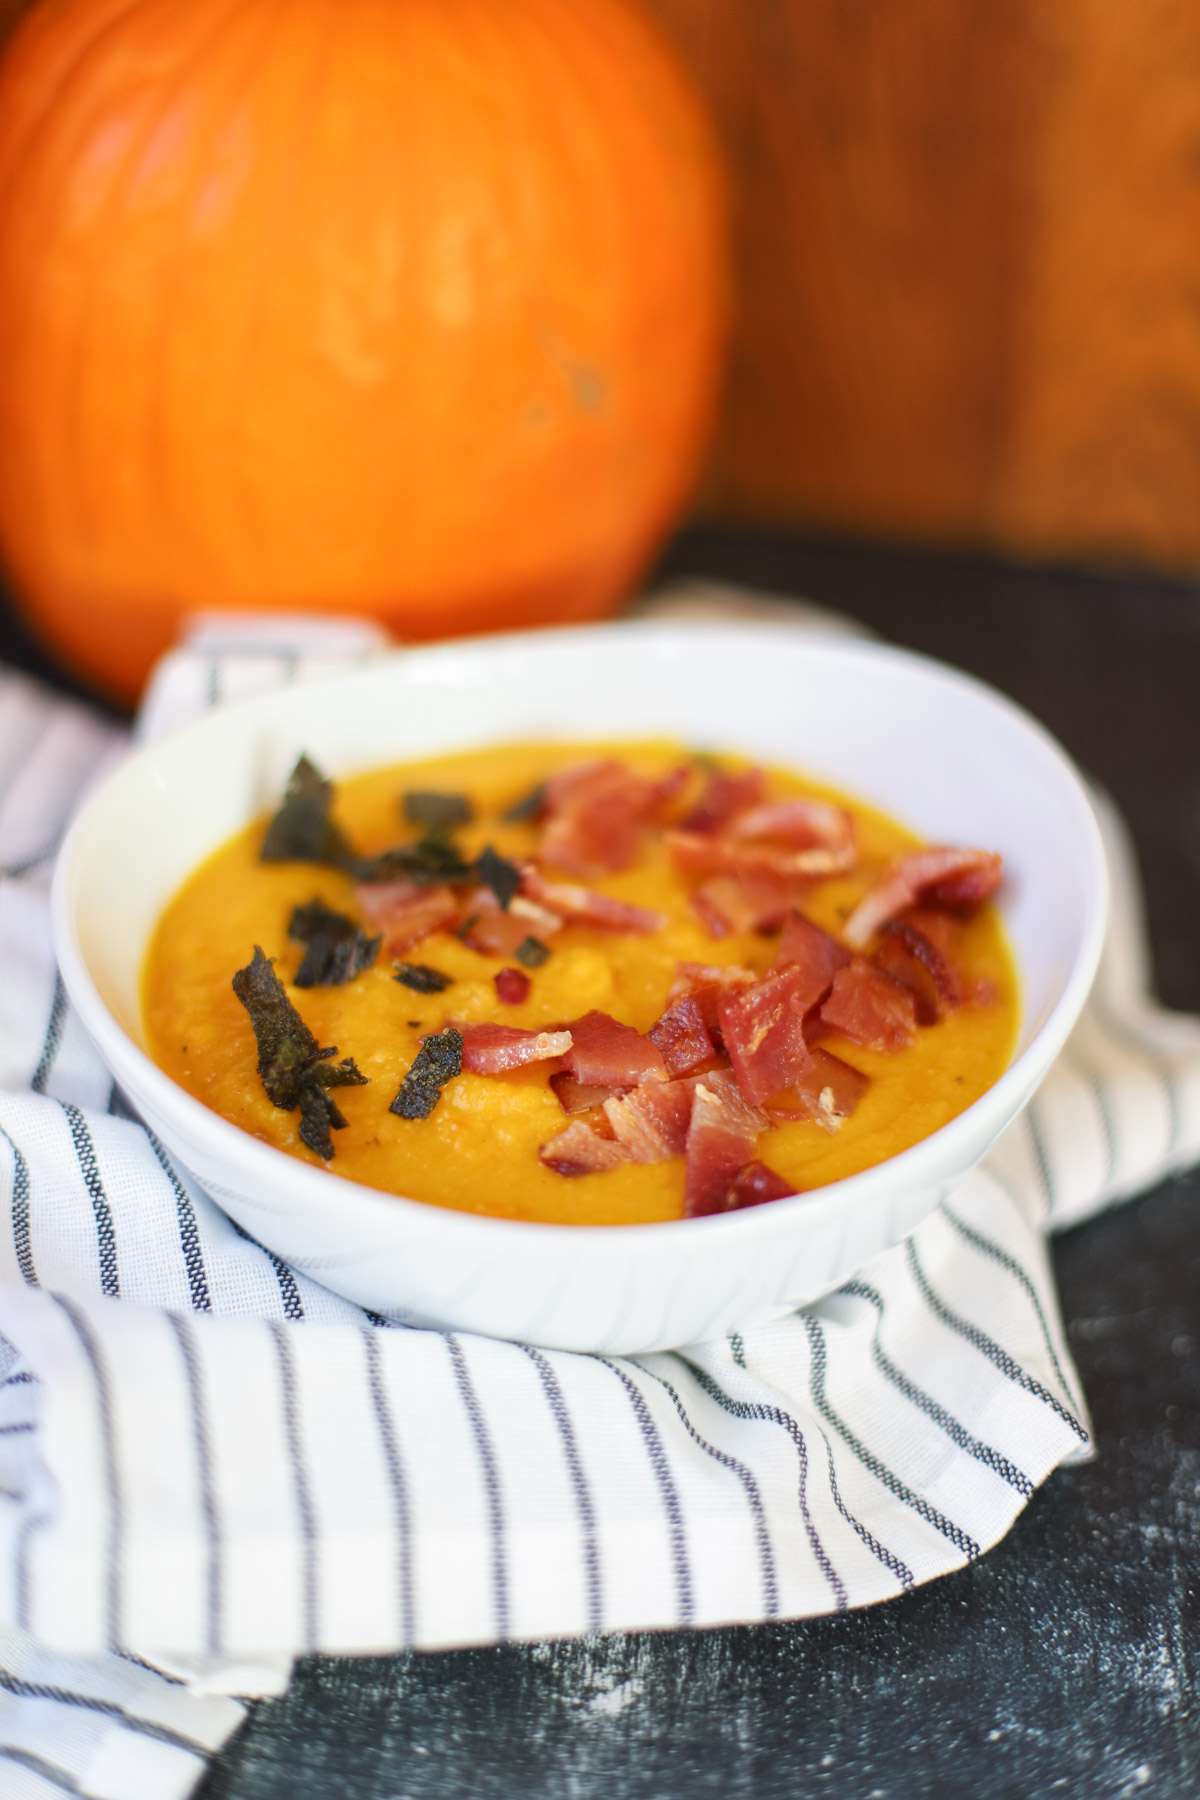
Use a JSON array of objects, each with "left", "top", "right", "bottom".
[{"left": 0, "top": 601, "right": 1198, "bottom": 1800}]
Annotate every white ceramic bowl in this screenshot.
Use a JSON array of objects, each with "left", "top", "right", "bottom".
[{"left": 52, "top": 621, "right": 1107, "bottom": 1352}]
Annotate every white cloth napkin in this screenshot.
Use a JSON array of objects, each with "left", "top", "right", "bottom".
[{"left": 1, "top": 597, "right": 1198, "bottom": 1800}]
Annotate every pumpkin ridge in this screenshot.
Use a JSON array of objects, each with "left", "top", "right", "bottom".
[
  {"left": 222, "top": 0, "right": 345, "bottom": 586},
  {"left": 152, "top": 0, "right": 297, "bottom": 582},
  {"left": 0, "top": 0, "right": 151, "bottom": 218},
  {"left": 0, "top": 0, "right": 728, "bottom": 697},
  {"left": 58, "top": 0, "right": 204, "bottom": 554}
]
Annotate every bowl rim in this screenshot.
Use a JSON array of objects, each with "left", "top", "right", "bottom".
[{"left": 51, "top": 617, "right": 1110, "bottom": 1249}]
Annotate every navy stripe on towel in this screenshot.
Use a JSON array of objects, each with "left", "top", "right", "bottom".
[
  {"left": 939, "top": 1199, "right": 1082, "bottom": 1417},
  {"left": 905, "top": 1240, "right": 1088, "bottom": 1442},
  {"left": 145, "top": 1132, "right": 210, "bottom": 1312},
  {"left": 362, "top": 1329, "right": 415, "bottom": 1646},
  {"left": 520, "top": 1345, "right": 603, "bottom": 1634},
  {"left": 841, "top": 1279, "right": 1033, "bottom": 1497},
  {"left": 596, "top": 1358, "right": 694, "bottom": 1625},
  {"left": 58, "top": 1104, "right": 118, "bottom": 1299},
  {"left": 165, "top": 1312, "right": 223, "bottom": 1656},
  {"left": 639, "top": 1362, "right": 778, "bottom": 1618},
  {"left": 681, "top": 1359, "right": 847, "bottom": 1611},
  {"left": 53, "top": 1296, "right": 123, "bottom": 1647},
  {"left": 804, "top": 1316, "right": 980, "bottom": 1560},
  {"left": 446, "top": 1336, "right": 509, "bottom": 1639},
  {"left": 267, "top": 1322, "right": 318, "bottom": 1651},
  {"left": 0, "top": 1123, "right": 36, "bottom": 1286},
  {"left": 30, "top": 973, "right": 67, "bottom": 1097},
  {"left": 231, "top": 1221, "right": 303, "bottom": 1320}
]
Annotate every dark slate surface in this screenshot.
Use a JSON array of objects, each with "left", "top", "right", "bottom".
[{"left": 3, "top": 534, "right": 1196, "bottom": 1797}]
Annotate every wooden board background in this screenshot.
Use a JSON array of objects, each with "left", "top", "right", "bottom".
[{"left": 649, "top": 0, "right": 1200, "bottom": 571}]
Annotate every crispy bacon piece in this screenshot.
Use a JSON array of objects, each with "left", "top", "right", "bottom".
[
  {"left": 765, "top": 1047, "right": 870, "bottom": 1132},
  {"left": 842, "top": 848, "right": 1003, "bottom": 949},
  {"left": 690, "top": 870, "right": 802, "bottom": 937},
  {"left": 603, "top": 1079, "right": 695, "bottom": 1162},
  {"left": 770, "top": 912, "right": 852, "bottom": 1008},
  {"left": 549, "top": 1071, "right": 622, "bottom": 1114},
  {"left": 718, "top": 967, "right": 817, "bottom": 1106},
  {"left": 667, "top": 963, "right": 757, "bottom": 1042},
  {"left": 459, "top": 889, "right": 563, "bottom": 958},
  {"left": 494, "top": 967, "right": 531, "bottom": 1005},
  {"left": 540, "top": 760, "right": 688, "bottom": 877},
  {"left": 648, "top": 994, "right": 718, "bottom": 1078},
  {"left": 667, "top": 830, "right": 837, "bottom": 882},
  {"left": 684, "top": 1071, "right": 766, "bottom": 1218},
  {"left": 681, "top": 766, "right": 766, "bottom": 834},
  {"left": 731, "top": 797, "right": 855, "bottom": 856},
  {"left": 874, "top": 920, "right": 962, "bottom": 1024},
  {"left": 456, "top": 1024, "right": 573, "bottom": 1074},
  {"left": 538, "top": 1120, "right": 632, "bottom": 1176},
  {"left": 820, "top": 957, "right": 917, "bottom": 1051},
  {"left": 897, "top": 905, "right": 963, "bottom": 957},
  {"left": 667, "top": 826, "right": 853, "bottom": 883},
  {"left": 725, "top": 1160, "right": 795, "bottom": 1208},
  {"left": 520, "top": 867, "right": 666, "bottom": 935},
  {"left": 355, "top": 879, "right": 459, "bottom": 953},
  {"left": 562, "top": 1010, "right": 667, "bottom": 1087}
]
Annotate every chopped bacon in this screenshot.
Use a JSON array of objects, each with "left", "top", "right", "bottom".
[
  {"left": 459, "top": 889, "right": 563, "bottom": 958},
  {"left": 842, "top": 848, "right": 1003, "bottom": 949},
  {"left": 725, "top": 1160, "right": 795, "bottom": 1208},
  {"left": 874, "top": 921, "right": 961, "bottom": 1024},
  {"left": 897, "top": 905, "right": 963, "bottom": 957},
  {"left": 562, "top": 1010, "right": 667, "bottom": 1087},
  {"left": 355, "top": 880, "right": 459, "bottom": 953},
  {"left": 667, "top": 826, "right": 853, "bottom": 884},
  {"left": 718, "top": 967, "right": 817, "bottom": 1106},
  {"left": 681, "top": 766, "right": 766, "bottom": 834},
  {"left": 684, "top": 1070, "right": 765, "bottom": 1217},
  {"left": 603, "top": 1079, "right": 695, "bottom": 1162},
  {"left": 648, "top": 994, "right": 718, "bottom": 1078},
  {"left": 770, "top": 912, "right": 852, "bottom": 1008},
  {"left": 540, "top": 760, "right": 688, "bottom": 877},
  {"left": 765, "top": 1047, "right": 869, "bottom": 1131},
  {"left": 457, "top": 1024, "right": 573, "bottom": 1074},
  {"left": 665, "top": 829, "right": 728, "bottom": 879},
  {"left": 820, "top": 957, "right": 917, "bottom": 1051},
  {"left": 494, "top": 967, "right": 531, "bottom": 1005},
  {"left": 667, "top": 963, "right": 757, "bottom": 1042},
  {"left": 549, "top": 1071, "right": 622, "bottom": 1114},
  {"left": 520, "top": 867, "right": 666, "bottom": 935},
  {"left": 730, "top": 798, "right": 855, "bottom": 857},
  {"left": 690, "top": 869, "right": 806, "bottom": 937},
  {"left": 538, "top": 1120, "right": 632, "bottom": 1177}
]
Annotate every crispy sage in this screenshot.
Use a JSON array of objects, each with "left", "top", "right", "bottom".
[{"left": 232, "top": 946, "right": 368, "bottom": 1158}]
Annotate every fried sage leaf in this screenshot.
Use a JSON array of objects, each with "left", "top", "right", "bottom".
[
  {"left": 288, "top": 899, "right": 380, "bottom": 987},
  {"left": 366, "top": 836, "right": 478, "bottom": 887},
  {"left": 390, "top": 1028, "right": 463, "bottom": 1120},
  {"left": 403, "top": 790, "right": 473, "bottom": 830},
  {"left": 476, "top": 845, "right": 521, "bottom": 911},
  {"left": 393, "top": 961, "right": 453, "bottom": 994},
  {"left": 232, "top": 946, "right": 368, "bottom": 1158},
  {"left": 501, "top": 781, "right": 547, "bottom": 824},
  {"left": 260, "top": 755, "right": 363, "bottom": 871}
]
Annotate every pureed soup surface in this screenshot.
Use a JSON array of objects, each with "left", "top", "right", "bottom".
[{"left": 142, "top": 740, "right": 1019, "bottom": 1226}]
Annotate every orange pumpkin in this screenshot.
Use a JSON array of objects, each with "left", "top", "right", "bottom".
[{"left": 0, "top": 0, "right": 727, "bottom": 702}]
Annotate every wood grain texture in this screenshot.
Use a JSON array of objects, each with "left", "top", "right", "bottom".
[
  {"left": 991, "top": 0, "right": 1200, "bottom": 566},
  {"left": 648, "top": 0, "right": 1200, "bottom": 570}
]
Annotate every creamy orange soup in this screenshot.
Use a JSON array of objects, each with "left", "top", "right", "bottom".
[{"left": 142, "top": 740, "right": 1018, "bottom": 1225}]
